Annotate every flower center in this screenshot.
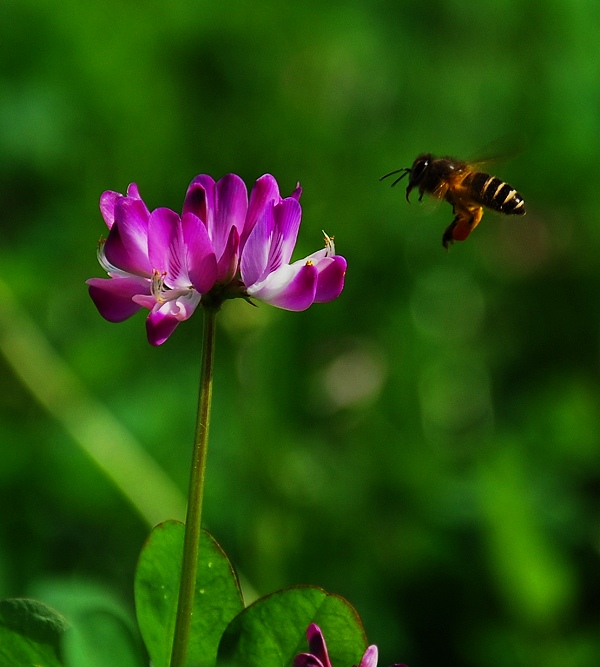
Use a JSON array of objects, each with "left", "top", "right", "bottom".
[{"left": 151, "top": 269, "right": 194, "bottom": 304}]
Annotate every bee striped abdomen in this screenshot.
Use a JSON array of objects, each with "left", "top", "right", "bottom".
[{"left": 465, "top": 172, "right": 526, "bottom": 215}]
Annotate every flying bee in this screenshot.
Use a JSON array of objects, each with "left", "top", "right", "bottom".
[{"left": 381, "top": 153, "right": 526, "bottom": 249}]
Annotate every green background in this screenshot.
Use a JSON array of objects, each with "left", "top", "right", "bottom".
[{"left": 1, "top": 1, "right": 600, "bottom": 665}]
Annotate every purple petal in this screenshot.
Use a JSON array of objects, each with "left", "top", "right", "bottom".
[
  {"left": 215, "top": 225, "right": 240, "bottom": 283},
  {"left": 212, "top": 174, "right": 247, "bottom": 261},
  {"left": 240, "top": 197, "right": 302, "bottom": 285},
  {"left": 271, "top": 197, "right": 302, "bottom": 267},
  {"left": 314, "top": 255, "right": 347, "bottom": 303},
  {"left": 104, "top": 198, "right": 152, "bottom": 276},
  {"left": 99, "top": 191, "right": 121, "bottom": 229},
  {"left": 240, "top": 204, "right": 275, "bottom": 287},
  {"left": 126, "top": 183, "right": 142, "bottom": 199},
  {"left": 99, "top": 184, "right": 147, "bottom": 229},
  {"left": 87, "top": 276, "right": 148, "bottom": 322},
  {"left": 131, "top": 293, "right": 157, "bottom": 310},
  {"left": 359, "top": 645, "right": 378, "bottom": 667},
  {"left": 293, "top": 655, "right": 325, "bottom": 667},
  {"left": 290, "top": 182, "right": 302, "bottom": 201},
  {"left": 247, "top": 260, "right": 318, "bottom": 311},
  {"left": 242, "top": 174, "right": 281, "bottom": 246},
  {"left": 183, "top": 175, "right": 216, "bottom": 225},
  {"left": 146, "top": 310, "right": 181, "bottom": 346},
  {"left": 145, "top": 294, "right": 200, "bottom": 345},
  {"left": 306, "top": 625, "right": 332, "bottom": 667},
  {"left": 181, "top": 212, "right": 218, "bottom": 293},
  {"left": 147, "top": 208, "right": 186, "bottom": 286}
]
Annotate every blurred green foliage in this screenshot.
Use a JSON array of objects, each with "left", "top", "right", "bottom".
[{"left": 1, "top": 0, "right": 600, "bottom": 665}]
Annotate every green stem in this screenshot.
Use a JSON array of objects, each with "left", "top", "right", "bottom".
[{"left": 170, "top": 306, "right": 218, "bottom": 667}]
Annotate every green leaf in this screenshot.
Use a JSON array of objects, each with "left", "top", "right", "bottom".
[
  {"left": 217, "top": 585, "right": 367, "bottom": 667},
  {"left": 0, "top": 597, "right": 69, "bottom": 667},
  {"left": 135, "top": 520, "right": 244, "bottom": 667}
]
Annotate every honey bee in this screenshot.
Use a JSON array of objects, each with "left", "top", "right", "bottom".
[{"left": 381, "top": 154, "right": 526, "bottom": 248}]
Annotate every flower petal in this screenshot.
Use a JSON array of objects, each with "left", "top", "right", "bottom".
[
  {"left": 131, "top": 293, "right": 157, "bottom": 310},
  {"left": 212, "top": 174, "right": 247, "bottom": 261},
  {"left": 125, "top": 183, "right": 142, "bottom": 199},
  {"left": 147, "top": 208, "right": 187, "bottom": 287},
  {"left": 99, "top": 184, "right": 145, "bottom": 228},
  {"left": 181, "top": 212, "right": 218, "bottom": 293},
  {"left": 247, "top": 259, "right": 318, "bottom": 311},
  {"left": 306, "top": 625, "right": 332, "bottom": 667},
  {"left": 87, "top": 276, "right": 148, "bottom": 322},
  {"left": 242, "top": 174, "right": 281, "bottom": 246},
  {"left": 146, "top": 310, "right": 181, "bottom": 346},
  {"left": 240, "top": 197, "right": 302, "bottom": 287},
  {"left": 104, "top": 197, "right": 152, "bottom": 276},
  {"left": 272, "top": 197, "right": 302, "bottom": 267},
  {"left": 359, "top": 645, "right": 378, "bottom": 667},
  {"left": 240, "top": 203, "right": 274, "bottom": 287},
  {"left": 145, "top": 291, "right": 201, "bottom": 345},
  {"left": 99, "top": 191, "right": 121, "bottom": 229},
  {"left": 314, "top": 255, "right": 347, "bottom": 303},
  {"left": 290, "top": 182, "right": 302, "bottom": 201},
  {"left": 216, "top": 225, "right": 240, "bottom": 283},
  {"left": 293, "top": 655, "right": 325, "bottom": 667},
  {"left": 183, "top": 174, "right": 215, "bottom": 225}
]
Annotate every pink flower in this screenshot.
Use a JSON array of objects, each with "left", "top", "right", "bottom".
[
  {"left": 87, "top": 174, "right": 346, "bottom": 345},
  {"left": 293, "top": 624, "right": 407, "bottom": 667}
]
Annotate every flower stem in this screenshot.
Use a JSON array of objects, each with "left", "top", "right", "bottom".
[{"left": 170, "top": 306, "right": 218, "bottom": 667}]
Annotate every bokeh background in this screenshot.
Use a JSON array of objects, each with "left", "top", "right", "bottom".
[{"left": 2, "top": 1, "right": 600, "bottom": 665}]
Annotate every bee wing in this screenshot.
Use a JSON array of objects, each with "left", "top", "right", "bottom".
[
  {"left": 430, "top": 165, "right": 471, "bottom": 201},
  {"left": 466, "top": 136, "right": 526, "bottom": 170},
  {"left": 413, "top": 184, "right": 448, "bottom": 214},
  {"left": 430, "top": 179, "right": 451, "bottom": 201}
]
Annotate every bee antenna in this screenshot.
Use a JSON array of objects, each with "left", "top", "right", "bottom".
[{"left": 380, "top": 168, "right": 410, "bottom": 187}]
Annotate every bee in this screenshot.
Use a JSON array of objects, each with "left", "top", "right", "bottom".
[{"left": 381, "top": 153, "right": 526, "bottom": 248}]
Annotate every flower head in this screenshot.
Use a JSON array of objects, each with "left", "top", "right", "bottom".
[
  {"left": 87, "top": 174, "right": 346, "bottom": 345},
  {"left": 293, "top": 624, "right": 407, "bottom": 667}
]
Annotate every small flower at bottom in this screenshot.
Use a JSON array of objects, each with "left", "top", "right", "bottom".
[
  {"left": 293, "top": 624, "right": 407, "bottom": 667},
  {"left": 87, "top": 174, "right": 347, "bottom": 345}
]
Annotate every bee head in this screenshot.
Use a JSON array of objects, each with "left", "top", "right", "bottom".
[
  {"left": 405, "top": 153, "right": 432, "bottom": 202},
  {"left": 380, "top": 153, "right": 433, "bottom": 203}
]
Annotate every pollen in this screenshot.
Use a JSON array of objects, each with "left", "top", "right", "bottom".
[
  {"left": 151, "top": 269, "right": 168, "bottom": 301},
  {"left": 322, "top": 230, "right": 336, "bottom": 255}
]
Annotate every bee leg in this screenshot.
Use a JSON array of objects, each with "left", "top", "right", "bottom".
[
  {"left": 442, "top": 206, "right": 484, "bottom": 249},
  {"left": 442, "top": 220, "right": 458, "bottom": 249}
]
